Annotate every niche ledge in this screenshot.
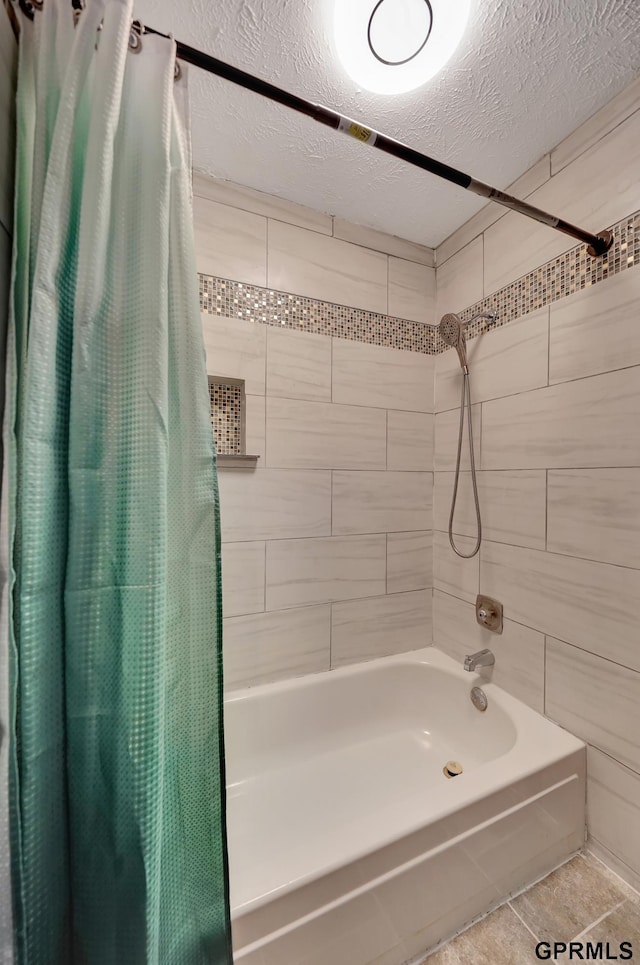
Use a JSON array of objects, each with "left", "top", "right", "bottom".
[{"left": 217, "top": 453, "right": 260, "bottom": 470}]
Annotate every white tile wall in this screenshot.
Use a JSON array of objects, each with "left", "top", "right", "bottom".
[
  {"left": 549, "top": 268, "right": 640, "bottom": 385},
  {"left": 222, "top": 542, "right": 265, "bottom": 617},
  {"left": 202, "top": 314, "right": 266, "bottom": 395},
  {"left": 332, "top": 338, "right": 434, "bottom": 412},
  {"left": 434, "top": 404, "right": 481, "bottom": 471},
  {"left": 547, "top": 468, "right": 640, "bottom": 568},
  {"left": 481, "top": 541, "right": 640, "bottom": 673},
  {"left": 432, "top": 590, "right": 544, "bottom": 713},
  {"left": 484, "top": 108, "right": 640, "bottom": 294},
  {"left": 433, "top": 530, "right": 479, "bottom": 604},
  {"left": 387, "top": 258, "right": 436, "bottom": 324},
  {"left": 267, "top": 220, "right": 388, "bottom": 313},
  {"left": 193, "top": 172, "right": 333, "bottom": 235},
  {"left": 223, "top": 605, "right": 331, "bottom": 689},
  {"left": 481, "top": 366, "right": 640, "bottom": 470},
  {"left": 386, "top": 532, "right": 432, "bottom": 594},
  {"left": 387, "top": 411, "right": 433, "bottom": 471},
  {"left": 546, "top": 637, "right": 640, "bottom": 773},
  {"left": 200, "top": 232, "right": 435, "bottom": 690},
  {"left": 266, "top": 397, "right": 387, "bottom": 469},
  {"left": 332, "top": 218, "right": 434, "bottom": 266},
  {"left": 218, "top": 469, "right": 332, "bottom": 542},
  {"left": 435, "top": 309, "right": 549, "bottom": 413},
  {"left": 265, "top": 535, "right": 386, "bottom": 609},
  {"left": 332, "top": 471, "right": 432, "bottom": 535},
  {"left": 245, "top": 394, "right": 266, "bottom": 460},
  {"left": 586, "top": 747, "right": 640, "bottom": 889},
  {"left": 194, "top": 197, "right": 267, "bottom": 286},
  {"left": 435, "top": 237, "right": 483, "bottom": 319},
  {"left": 429, "top": 79, "right": 640, "bottom": 894},
  {"left": 266, "top": 327, "right": 332, "bottom": 402},
  {"left": 331, "top": 590, "right": 432, "bottom": 667},
  {"left": 433, "top": 470, "right": 546, "bottom": 550}
]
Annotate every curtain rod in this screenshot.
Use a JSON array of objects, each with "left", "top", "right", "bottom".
[
  {"left": 14, "top": 3, "right": 614, "bottom": 257},
  {"left": 144, "top": 27, "right": 613, "bottom": 258}
]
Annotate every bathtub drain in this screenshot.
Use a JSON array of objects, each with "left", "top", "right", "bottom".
[{"left": 443, "top": 761, "right": 463, "bottom": 779}]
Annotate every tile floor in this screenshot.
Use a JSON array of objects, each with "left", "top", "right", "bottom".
[{"left": 418, "top": 852, "right": 640, "bottom": 964}]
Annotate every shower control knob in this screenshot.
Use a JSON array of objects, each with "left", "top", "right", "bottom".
[{"left": 475, "top": 595, "right": 503, "bottom": 634}]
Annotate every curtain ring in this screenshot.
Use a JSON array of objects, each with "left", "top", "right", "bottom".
[
  {"left": 31, "top": 0, "right": 43, "bottom": 9},
  {"left": 129, "top": 18, "right": 143, "bottom": 53},
  {"left": 174, "top": 60, "right": 182, "bottom": 82},
  {"left": 18, "top": 0, "right": 36, "bottom": 17}
]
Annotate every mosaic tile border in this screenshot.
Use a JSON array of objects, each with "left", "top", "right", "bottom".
[
  {"left": 198, "top": 208, "right": 640, "bottom": 356},
  {"left": 456, "top": 209, "right": 640, "bottom": 348},
  {"left": 198, "top": 276, "right": 439, "bottom": 354}
]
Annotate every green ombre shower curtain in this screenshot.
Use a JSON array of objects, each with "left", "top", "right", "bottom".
[{"left": 4, "top": 1, "right": 231, "bottom": 962}]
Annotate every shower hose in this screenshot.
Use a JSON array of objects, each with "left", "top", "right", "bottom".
[{"left": 448, "top": 370, "right": 482, "bottom": 559}]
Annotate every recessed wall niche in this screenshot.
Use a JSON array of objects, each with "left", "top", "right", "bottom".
[{"left": 208, "top": 376, "right": 259, "bottom": 468}]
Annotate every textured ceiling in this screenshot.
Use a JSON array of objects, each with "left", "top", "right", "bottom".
[{"left": 133, "top": 0, "right": 640, "bottom": 247}]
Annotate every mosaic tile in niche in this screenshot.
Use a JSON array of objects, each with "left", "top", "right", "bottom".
[{"left": 209, "top": 379, "right": 242, "bottom": 455}]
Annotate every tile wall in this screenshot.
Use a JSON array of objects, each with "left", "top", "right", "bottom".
[
  {"left": 194, "top": 176, "right": 436, "bottom": 690},
  {"left": 195, "top": 74, "right": 640, "bottom": 893},
  {"left": 433, "top": 77, "right": 640, "bottom": 892}
]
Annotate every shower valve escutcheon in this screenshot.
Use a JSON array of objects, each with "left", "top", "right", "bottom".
[{"left": 475, "top": 595, "right": 503, "bottom": 634}]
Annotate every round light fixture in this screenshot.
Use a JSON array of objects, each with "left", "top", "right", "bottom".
[{"left": 334, "top": 0, "right": 471, "bottom": 95}]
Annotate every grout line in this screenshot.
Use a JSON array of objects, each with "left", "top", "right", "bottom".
[
  {"left": 385, "top": 533, "right": 388, "bottom": 594},
  {"left": 329, "top": 601, "right": 333, "bottom": 668},
  {"left": 386, "top": 254, "right": 390, "bottom": 316},
  {"left": 585, "top": 845, "right": 640, "bottom": 898},
  {"left": 265, "top": 217, "right": 269, "bottom": 288},
  {"left": 385, "top": 409, "right": 389, "bottom": 469},
  {"left": 330, "top": 470, "right": 333, "bottom": 536},
  {"left": 543, "top": 634, "right": 547, "bottom": 714},
  {"left": 544, "top": 468, "right": 548, "bottom": 551},
  {"left": 507, "top": 902, "right": 541, "bottom": 942},
  {"left": 546, "top": 304, "right": 551, "bottom": 386},
  {"left": 571, "top": 899, "right": 627, "bottom": 942}
]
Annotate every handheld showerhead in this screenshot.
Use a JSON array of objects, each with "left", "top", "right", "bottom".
[
  {"left": 439, "top": 310, "right": 499, "bottom": 371},
  {"left": 439, "top": 313, "right": 468, "bottom": 372}
]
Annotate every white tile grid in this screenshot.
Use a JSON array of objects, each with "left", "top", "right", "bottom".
[
  {"left": 430, "top": 212, "right": 640, "bottom": 892},
  {"left": 212, "top": 314, "right": 435, "bottom": 687}
]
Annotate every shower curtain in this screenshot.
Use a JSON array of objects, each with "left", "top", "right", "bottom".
[{"left": 2, "top": 1, "right": 231, "bottom": 962}]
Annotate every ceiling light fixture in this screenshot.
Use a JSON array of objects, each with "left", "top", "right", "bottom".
[{"left": 334, "top": 0, "right": 471, "bottom": 95}]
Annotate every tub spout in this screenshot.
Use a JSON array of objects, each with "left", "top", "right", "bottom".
[{"left": 464, "top": 649, "right": 495, "bottom": 672}]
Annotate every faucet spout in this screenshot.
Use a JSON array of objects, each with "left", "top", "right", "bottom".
[{"left": 464, "top": 649, "right": 495, "bottom": 672}]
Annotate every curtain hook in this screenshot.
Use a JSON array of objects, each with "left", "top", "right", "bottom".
[{"left": 129, "top": 18, "right": 143, "bottom": 53}]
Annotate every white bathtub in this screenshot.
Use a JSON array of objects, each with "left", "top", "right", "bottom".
[{"left": 225, "top": 647, "right": 585, "bottom": 965}]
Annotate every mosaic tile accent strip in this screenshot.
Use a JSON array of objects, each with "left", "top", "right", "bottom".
[
  {"left": 198, "top": 275, "right": 439, "bottom": 354},
  {"left": 455, "top": 209, "right": 640, "bottom": 348},
  {"left": 198, "top": 208, "right": 640, "bottom": 356},
  {"left": 209, "top": 379, "right": 243, "bottom": 455}
]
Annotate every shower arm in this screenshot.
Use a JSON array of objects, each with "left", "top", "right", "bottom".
[{"left": 15, "top": 2, "right": 613, "bottom": 257}]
